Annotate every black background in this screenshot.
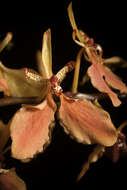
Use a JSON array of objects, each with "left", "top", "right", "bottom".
[{"left": 0, "top": 1, "right": 127, "bottom": 189}]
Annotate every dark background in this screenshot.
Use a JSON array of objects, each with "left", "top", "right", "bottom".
[{"left": 0, "top": 1, "right": 127, "bottom": 189}]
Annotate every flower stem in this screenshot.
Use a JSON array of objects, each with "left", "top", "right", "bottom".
[
  {"left": 0, "top": 97, "right": 40, "bottom": 107},
  {"left": 72, "top": 48, "right": 84, "bottom": 93}
]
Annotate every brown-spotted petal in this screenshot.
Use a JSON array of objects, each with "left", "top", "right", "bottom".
[
  {"left": 58, "top": 94, "right": 117, "bottom": 147},
  {"left": 0, "top": 61, "right": 50, "bottom": 98},
  {"left": 88, "top": 63, "right": 121, "bottom": 107},
  {"left": 10, "top": 94, "right": 56, "bottom": 161},
  {"left": 0, "top": 168, "right": 26, "bottom": 190}
]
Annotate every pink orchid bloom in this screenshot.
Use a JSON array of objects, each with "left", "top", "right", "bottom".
[
  {"left": 68, "top": 3, "right": 127, "bottom": 107},
  {"left": 0, "top": 29, "right": 117, "bottom": 162},
  {"left": 76, "top": 121, "right": 127, "bottom": 181}
]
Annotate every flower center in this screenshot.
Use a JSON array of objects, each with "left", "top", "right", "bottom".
[{"left": 50, "top": 75, "right": 63, "bottom": 96}]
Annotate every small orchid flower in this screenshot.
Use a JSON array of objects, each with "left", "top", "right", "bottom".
[
  {"left": 68, "top": 3, "right": 127, "bottom": 107},
  {"left": 77, "top": 120, "right": 127, "bottom": 181},
  {"left": 8, "top": 29, "right": 117, "bottom": 162}
]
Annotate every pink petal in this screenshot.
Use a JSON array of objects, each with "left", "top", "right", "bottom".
[
  {"left": 88, "top": 64, "right": 121, "bottom": 107},
  {"left": 99, "top": 64, "right": 127, "bottom": 93},
  {"left": 58, "top": 94, "right": 117, "bottom": 147},
  {"left": 0, "top": 168, "right": 26, "bottom": 190},
  {"left": 10, "top": 95, "right": 56, "bottom": 161}
]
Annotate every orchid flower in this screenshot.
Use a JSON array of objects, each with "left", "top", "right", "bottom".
[
  {"left": 5, "top": 29, "right": 118, "bottom": 163},
  {"left": 77, "top": 120, "right": 127, "bottom": 181},
  {"left": 68, "top": 2, "right": 127, "bottom": 107}
]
